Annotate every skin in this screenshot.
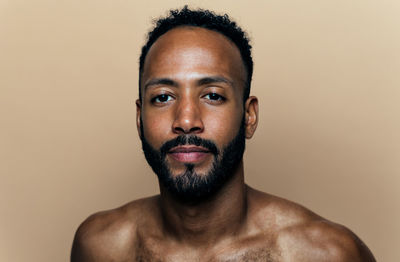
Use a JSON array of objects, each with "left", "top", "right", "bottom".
[{"left": 71, "top": 27, "right": 376, "bottom": 261}]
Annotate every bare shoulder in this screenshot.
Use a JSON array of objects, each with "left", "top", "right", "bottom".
[
  {"left": 71, "top": 196, "right": 159, "bottom": 262},
  {"left": 247, "top": 187, "right": 376, "bottom": 262},
  {"left": 275, "top": 218, "right": 376, "bottom": 262}
]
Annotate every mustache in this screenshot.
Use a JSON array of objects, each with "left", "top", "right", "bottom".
[{"left": 160, "top": 135, "right": 219, "bottom": 156}]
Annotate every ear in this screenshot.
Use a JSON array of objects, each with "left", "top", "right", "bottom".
[
  {"left": 244, "top": 96, "right": 259, "bottom": 139},
  {"left": 136, "top": 99, "right": 142, "bottom": 139}
]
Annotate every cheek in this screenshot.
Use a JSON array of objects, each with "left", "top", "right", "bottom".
[
  {"left": 203, "top": 106, "right": 243, "bottom": 145},
  {"left": 142, "top": 111, "right": 172, "bottom": 147}
]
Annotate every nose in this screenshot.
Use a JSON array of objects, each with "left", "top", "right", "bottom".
[{"left": 172, "top": 96, "right": 204, "bottom": 135}]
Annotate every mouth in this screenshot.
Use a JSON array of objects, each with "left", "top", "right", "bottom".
[{"left": 168, "top": 146, "right": 212, "bottom": 163}]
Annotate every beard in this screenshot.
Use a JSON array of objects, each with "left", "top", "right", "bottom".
[{"left": 140, "top": 117, "right": 246, "bottom": 204}]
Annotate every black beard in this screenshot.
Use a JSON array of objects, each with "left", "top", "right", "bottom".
[{"left": 140, "top": 118, "right": 246, "bottom": 204}]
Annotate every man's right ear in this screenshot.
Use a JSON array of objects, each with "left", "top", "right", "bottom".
[{"left": 136, "top": 99, "right": 142, "bottom": 139}]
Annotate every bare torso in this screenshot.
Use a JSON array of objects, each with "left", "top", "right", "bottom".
[{"left": 71, "top": 186, "right": 375, "bottom": 262}]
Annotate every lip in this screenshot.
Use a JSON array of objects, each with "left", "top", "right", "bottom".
[{"left": 168, "top": 146, "right": 211, "bottom": 163}]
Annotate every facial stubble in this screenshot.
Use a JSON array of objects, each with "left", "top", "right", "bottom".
[{"left": 140, "top": 117, "right": 246, "bottom": 204}]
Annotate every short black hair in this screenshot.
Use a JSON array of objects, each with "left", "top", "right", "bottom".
[{"left": 139, "top": 6, "right": 253, "bottom": 103}]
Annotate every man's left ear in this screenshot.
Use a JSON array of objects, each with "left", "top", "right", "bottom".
[{"left": 244, "top": 96, "right": 259, "bottom": 139}]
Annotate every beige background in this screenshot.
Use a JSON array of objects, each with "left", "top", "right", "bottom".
[{"left": 1, "top": 0, "right": 399, "bottom": 261}]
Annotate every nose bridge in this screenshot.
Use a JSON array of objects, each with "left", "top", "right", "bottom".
[{"left": 173, "top": 90, "right": 203, "bottom": 134}]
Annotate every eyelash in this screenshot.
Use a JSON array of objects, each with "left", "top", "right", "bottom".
[
  {"left": 150, "top": 92, "right": 226, "bottom": 105},
  {"left": 151, "top": 94, "right": 173, "bottom": 104},
  {"left": 203, "top": 93, "right": 226, "bottom": 102}
]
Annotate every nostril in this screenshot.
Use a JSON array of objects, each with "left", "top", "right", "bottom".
[
  {"left": 174, "top": 126, "right": 186, "bottom": 134},
  {"left": 173, "top": 126, "right": 202, "bottom": 134},
  {"left": 189, "top": 127, "right": 202, "bottom": 133}
]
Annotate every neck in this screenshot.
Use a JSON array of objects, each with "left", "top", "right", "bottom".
[{"left": 158, "top": 161, "right": 248, "bottom": 246}]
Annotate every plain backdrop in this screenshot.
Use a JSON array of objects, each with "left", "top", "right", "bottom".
[{"left": 1, "top": 0, "right": 399, "bottom": 261}]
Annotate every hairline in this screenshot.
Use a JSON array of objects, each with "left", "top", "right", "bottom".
[{"left": 139, "top": 25, "right": 249, "bottom": 102}]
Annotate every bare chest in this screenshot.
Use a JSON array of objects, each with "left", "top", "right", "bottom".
[{"left": 134, "top": 236, "right": 281, "bottom": 262}]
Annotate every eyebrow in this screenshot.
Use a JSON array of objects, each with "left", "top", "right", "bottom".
[
  {"left": 144, "top": 78, "right": 178, "bottom": 90},
  {"left": 144, "top": 76, "right": 234, "bottom": 90},
  {"left": 196, "top": 76, "right": 233, "bottom": 87}
]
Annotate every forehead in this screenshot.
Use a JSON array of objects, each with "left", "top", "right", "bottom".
[{"left": 141, "top": 26, "right": 246, "bottom": 88}]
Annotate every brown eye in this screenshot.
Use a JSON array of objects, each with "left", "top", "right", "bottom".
[
  {"left": 204, "top": 93, "right": 226, "bottom": 101},
  {"left": 151, "top": 94, "right": 172, "bottom": 103}
]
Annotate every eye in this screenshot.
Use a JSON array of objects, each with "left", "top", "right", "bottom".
[
  {"left": 151, "top": 94, "right": 173, "bottom": 103},
  {"left": 204, "top": 93, "right": 226, "bottom": 101}
]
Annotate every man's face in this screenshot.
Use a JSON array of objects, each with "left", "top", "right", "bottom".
[{"left": 137, "top": 27, "right": 252, "bottom": 202}]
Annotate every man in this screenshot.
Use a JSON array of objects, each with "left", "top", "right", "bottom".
[{"left": 71, "top": 7, "right": 375, "bottom": 261}]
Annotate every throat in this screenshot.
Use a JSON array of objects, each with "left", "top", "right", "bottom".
[{"left": 159, "top": 174, "right": 248, "bottom": 245}]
